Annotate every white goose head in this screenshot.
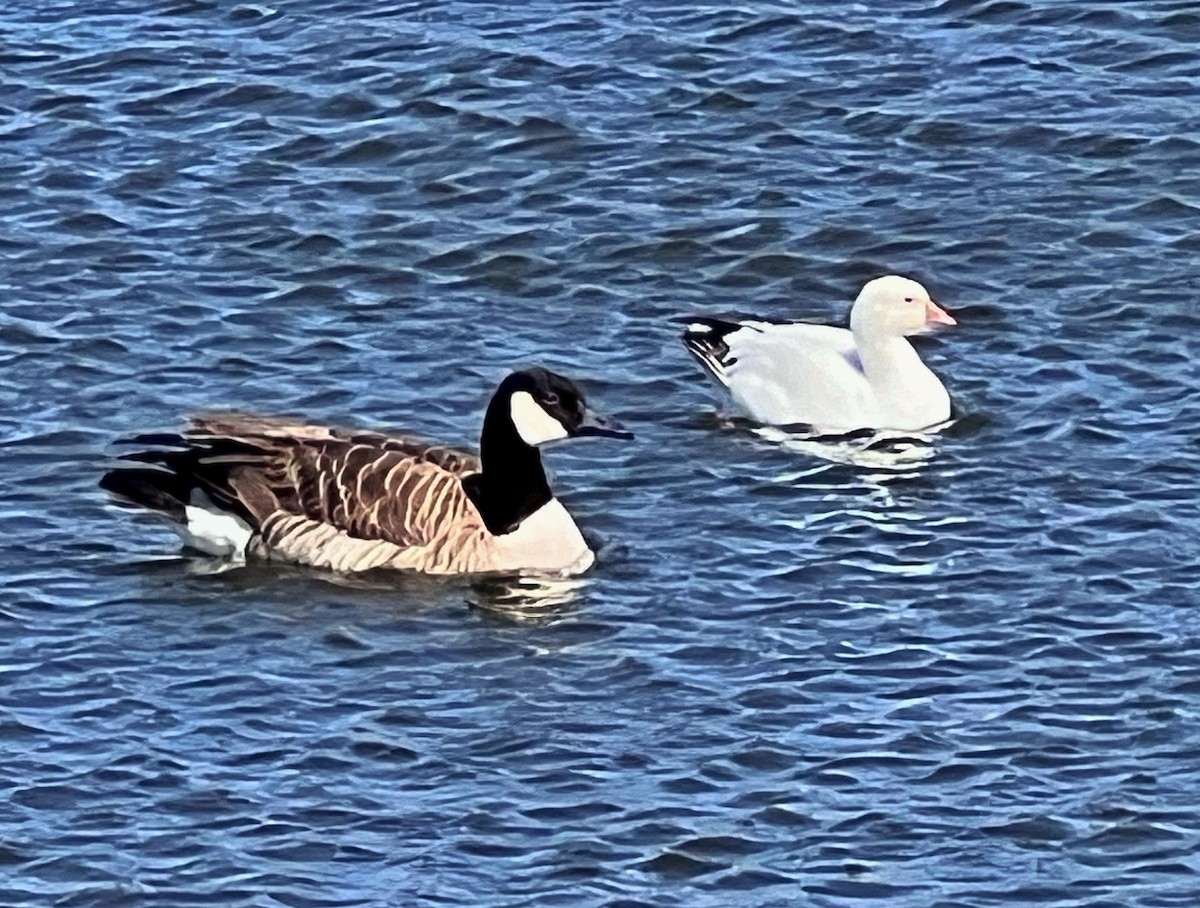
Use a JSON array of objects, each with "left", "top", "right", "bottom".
[
  {"left": 503, "top": 368, "right": 633, "bottom": 448},
  {"left": 849, "top": 275, "right": 957, "bottom": 340}
]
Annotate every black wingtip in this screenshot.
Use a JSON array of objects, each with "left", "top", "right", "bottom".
[
  {"left": 111, "top": 431, "right": 189, "bottom": 449},
  {"left": 679, "top": 316, "right": 742, "bottom": 380},
  {"left": 99, "top": 468, "right": 189, "bottom": 520}
]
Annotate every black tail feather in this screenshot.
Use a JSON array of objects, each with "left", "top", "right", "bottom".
[
  {"left": 114, "top": 432, "right": 190, "bottom": 449},
  {"left": 101, "top": 434, "right": 267, "bottom": 524},
  {"left": 99, "top": 468, "right": 190, "bottom": 520},
  {"left": 112, "top": 436, "right": 265, "bottom": 478}
]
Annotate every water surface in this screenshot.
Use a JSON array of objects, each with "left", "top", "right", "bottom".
[{"left": 3, "top": 1, "right": 1200, "bottom": 905}]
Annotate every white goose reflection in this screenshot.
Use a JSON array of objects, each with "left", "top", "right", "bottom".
[
  {"left": 703, "top": 414, "right": 969, "bottom": 581},
  {"left": 716, "top": 411, "right": 951, "bottom": 473},
  {"left": 753, "top": 423, "right": 942, "bottom": 470}
]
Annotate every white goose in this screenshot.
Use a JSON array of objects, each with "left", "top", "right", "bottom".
[
  {"left": 100, "top": 368, "right": 632, "bottom": 576},
  {"left": 682, "top": 275, "right": 957, "bottom": 432}
]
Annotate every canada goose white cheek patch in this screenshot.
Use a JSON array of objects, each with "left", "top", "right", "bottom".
[{"left": 510, "top": 391, "right": 568, "bottom": 446}]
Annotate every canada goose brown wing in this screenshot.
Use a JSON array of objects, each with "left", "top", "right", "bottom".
[
  {"left": 268, "top": 436, "right": 482, "bottom": 550},
  {"left": 249, "top": 449, "right": 487, "bottom": 572},
  {"left": 176, "top": 414, "right": 484, "bottom": 552},
  {"left": 187, "top": 412, "right": 481, "bottom": 477},
  {"left": 105, "top": 414, "right": 482, "bottom": 570}
]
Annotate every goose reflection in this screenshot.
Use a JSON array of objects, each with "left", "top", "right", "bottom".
[
  {"left": 712, "top": 411, "right": 948, "bottom": 473},
  {"left": 466, "top": 573, "right": 586, "bottom": 621},
  {"left": 752, "top": 423, "right": 944, "bottom": 471}
]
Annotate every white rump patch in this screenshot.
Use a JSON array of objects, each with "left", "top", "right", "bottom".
[
  {"left": 176, "top": 490, "right": 253, "bottom": 558},
  {"left": 510, "top": 391, "right": 568, "bottom": 447},
  {"left": 687, "top": 322, "right": 712, "bottom": 334}
]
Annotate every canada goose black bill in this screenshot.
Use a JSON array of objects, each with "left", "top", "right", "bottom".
[{"left": 99, "top": 368, "right": 632, "bottom": 576}]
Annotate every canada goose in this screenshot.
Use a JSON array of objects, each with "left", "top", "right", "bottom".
[
  {"left": 682, "top": 275, "right": 957, "bottom": 432},
  {"left": 99, "top": 368, "right": 632, "bottom": 576}
]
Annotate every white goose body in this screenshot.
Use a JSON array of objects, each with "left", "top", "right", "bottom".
[
  {"left": 683, "top": 275, "right": 956, "bottom": 433},
  {"left": 101, "top": 369, "right": 630, "bottom": 577}
]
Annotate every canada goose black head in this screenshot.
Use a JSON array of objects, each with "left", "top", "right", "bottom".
[
  {"left": 468, "top": 368, "right": 632, "bottom": 536},
  {"left": 500, "top": 368, "right": 633, "bottom": 447}
]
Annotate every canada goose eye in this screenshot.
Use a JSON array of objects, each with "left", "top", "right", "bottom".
[{"left": 542, "top": 392, "right": 560, "bottom": 407}]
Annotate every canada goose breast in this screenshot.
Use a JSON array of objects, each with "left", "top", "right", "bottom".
[{"left": 491, "top": 498, "right": 594, "bottom": 575}]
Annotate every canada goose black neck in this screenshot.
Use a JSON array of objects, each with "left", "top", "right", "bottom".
[{"left": 462, "top": 383, "right": 552, "bottom": 536}]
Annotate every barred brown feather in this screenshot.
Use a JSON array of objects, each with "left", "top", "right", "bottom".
[{"left": 139, "top": 413, "right": 505, "bottom": 573}]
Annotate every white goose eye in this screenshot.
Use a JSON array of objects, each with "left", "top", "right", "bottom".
[{"left": 904, "top": 297, "right": 913, "bottom": 303}]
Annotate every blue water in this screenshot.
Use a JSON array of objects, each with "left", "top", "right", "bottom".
[{"left": 4, "top": 1, "right": 1200, "bottom": 905}]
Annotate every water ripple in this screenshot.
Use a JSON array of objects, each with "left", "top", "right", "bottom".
[{"left": 3, "top": 1, "right": 1200, "bottom": 906}]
